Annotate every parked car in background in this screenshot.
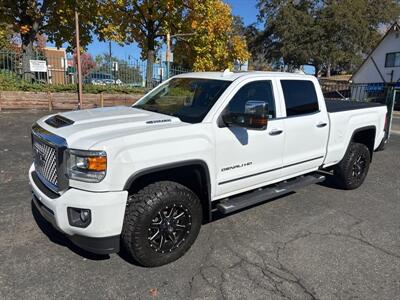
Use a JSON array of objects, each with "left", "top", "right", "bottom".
[{"left": 84, "top": 72, "right": 123, "bottom": 85}]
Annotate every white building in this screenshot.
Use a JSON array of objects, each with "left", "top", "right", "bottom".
[{"left": 352, "top": 22, "right": 400, "bottom": 84}]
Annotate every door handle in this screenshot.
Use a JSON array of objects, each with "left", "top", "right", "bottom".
[
  {"left": 269, "top": 129, "right": 283, "bottom": 136},
  {"left": 316, "top": 122, "right": 327, "bottom": 128}
]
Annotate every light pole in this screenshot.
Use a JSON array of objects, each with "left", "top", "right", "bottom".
[
  {"left": 166, "top": 33, "right": 171, "bottom": 80},
  {"left": 75, "top": 9, "right": 83, "bottom": 109},
  {"left": 164, "top": 32, "right": 196, "bottom": 79}
]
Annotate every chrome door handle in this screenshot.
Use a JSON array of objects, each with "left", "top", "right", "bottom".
[
  {"left": 316, "top": 122, "right": 327, "bottom": 128},
  {"left": 269, "top": 129, "right": 283, "bottom": 136}
]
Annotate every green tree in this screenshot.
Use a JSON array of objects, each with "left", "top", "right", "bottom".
[
  {"left": 98, "top": 0, "right": 186, "bottom": 87},
  {"left": 257, "top": 0, "right": 400, "bottom": 76},
  {"left": 243, "top": 24, "right": 277, "bottom": 71},
  {"left": 0, "top": 23, "right": 15, "bottom": 51},
  {"left": 0, "top": 0, "right": 98, "bottom": 80}
]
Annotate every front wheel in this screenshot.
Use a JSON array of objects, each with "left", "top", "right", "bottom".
[
  {"left": 333, "top": 142, "right": 370, "bottom": 190},
  {"left": 121, "top": 181, "right": 202, "bottom": 267}
]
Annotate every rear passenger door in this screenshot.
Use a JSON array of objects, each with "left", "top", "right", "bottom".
[{"left": 279, "top": 79, "right": 329, "bottom": 177}]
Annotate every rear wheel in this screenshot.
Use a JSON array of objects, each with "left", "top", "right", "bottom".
[
  {"left": 333, "top": 142, "right": 370, "bottom": 190},
  {"left": 121, "top": 181, "right": 202, "bottom": 267}
]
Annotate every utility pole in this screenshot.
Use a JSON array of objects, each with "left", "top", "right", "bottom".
[
  {"left": 166, "top": 32, "right": 171, "bottom": 80},
  {"left": 75, "top": 9, "right": 83, "bottom": 109},
  {"left": 109, "top": 41, "right": 112, "bottom": 72},
  {"left": 164, "top": 32, "right": 196, "bottom": 79}
]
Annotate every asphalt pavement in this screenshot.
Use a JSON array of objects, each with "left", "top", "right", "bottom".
[
  {"left": 391, "top": 112, "right": 400, "bottom": 135},
  {"left": 0, "top": 111, "right": 399, "bottom": 300}
]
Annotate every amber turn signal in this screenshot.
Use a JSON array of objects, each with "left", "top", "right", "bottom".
[
  {"left": 87, "top": 156, "right": 107, "bottom": 171},
  {"left": 250, "top": 117, "right": 268, "bottom": 127}
]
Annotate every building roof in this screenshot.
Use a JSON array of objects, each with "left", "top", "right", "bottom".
[{"left": 351, "top": 21, "right": 400, "bottom": 81}]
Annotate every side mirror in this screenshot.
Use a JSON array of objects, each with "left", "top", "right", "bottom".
[{"left": 223, "top": 100, "right": 269, "bottom": 130}]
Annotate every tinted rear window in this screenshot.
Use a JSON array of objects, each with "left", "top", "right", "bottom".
[{"left": 281, "top": 80, "right": 319, "bottom": 116}]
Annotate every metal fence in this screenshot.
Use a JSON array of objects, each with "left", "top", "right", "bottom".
[
  {"left": 320, "top": 79, "right": 400, "bottom": 141},
  {"left": 0, "top": 51, "right": 191, "bottom": 87},
  {"left": 320, "top": 79, "right": 398, "bottom": 106}
]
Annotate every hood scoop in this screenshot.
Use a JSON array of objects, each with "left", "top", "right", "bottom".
[{"left": 45, "top": 115, "right": 75, "bottom": 128}]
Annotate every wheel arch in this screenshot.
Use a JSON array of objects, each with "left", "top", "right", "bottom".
[
  {"left": 123, "top": 160, "right": 212, "bottom": 223},
  {"left": 349, "top": 125, "right": 376, "bottom": 161}
]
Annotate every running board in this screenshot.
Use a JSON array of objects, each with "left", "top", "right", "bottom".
[{"left": 216, "top": 174, "right": 325, "bottom": 214}]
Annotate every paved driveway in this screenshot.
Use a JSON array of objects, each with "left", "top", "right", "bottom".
[
  {"left": 1, "top": 111, "right": 399, "bottom": 300},
  {"left": 391, "top": 112, "right": 400, "bottom": 135}
]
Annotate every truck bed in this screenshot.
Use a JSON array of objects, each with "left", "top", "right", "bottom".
[{"left": 325, "top": 100, "right": 385, "bottom": 113}]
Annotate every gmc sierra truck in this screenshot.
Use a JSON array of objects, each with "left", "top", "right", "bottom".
[{"left": 30, "top": 71, "right": 388, "bottom": 267}]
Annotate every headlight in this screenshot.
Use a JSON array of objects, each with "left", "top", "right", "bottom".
[{"left": 66, "top": 149, "right": 107, "bottom": 183}]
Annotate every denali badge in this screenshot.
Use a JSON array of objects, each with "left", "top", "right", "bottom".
[{"left": 221, "top": 162, "right": 252, "bottom": 172}]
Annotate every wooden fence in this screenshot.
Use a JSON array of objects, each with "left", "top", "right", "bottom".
[{"left": 0, "top": 91, "right": 143, "bottom": 111}]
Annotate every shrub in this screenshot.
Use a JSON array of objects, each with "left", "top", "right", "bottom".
[{"left": 0, "top": 71, "right": 146, "bottom": 94}]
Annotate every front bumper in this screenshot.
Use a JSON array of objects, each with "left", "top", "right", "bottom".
[{"left": 29, "top": 164, "right": 128, "bottom": 254}]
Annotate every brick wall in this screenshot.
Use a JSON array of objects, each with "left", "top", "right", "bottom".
[{"left": 0, "top": 91, "right": 144, "bottom": 111}]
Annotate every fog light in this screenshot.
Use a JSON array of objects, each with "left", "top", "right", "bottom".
[
  {"left": 80, "top": 210, "right": 90, "bottom": 222},
  {"left": 67, "top": 207, "right": 91, "bottom": 228}
]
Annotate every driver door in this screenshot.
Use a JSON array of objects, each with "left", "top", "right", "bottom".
[{"left": 214, "top": 79, "right": 285, "bottom": 198}]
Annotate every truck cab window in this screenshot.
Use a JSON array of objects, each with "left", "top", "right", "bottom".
[
  {"left": 281, "top": 80, "right": 319, "bottom": 117},
  {"left": 135, "top": 78, "right": 231, "bottom": 123},
  {"left": 227, "top": 80, "right": 276, "bottom": 119}
]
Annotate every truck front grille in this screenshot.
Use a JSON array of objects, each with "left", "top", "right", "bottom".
[
  {"left": 33, "top": 139, "right": 58, "bottom": 187},
  {"left": 31, "top": 123, "right": 68, "bottom": 193}
]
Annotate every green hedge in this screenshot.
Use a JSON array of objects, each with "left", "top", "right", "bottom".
[{"left": 0, "top": 71, "right": 146, "bottom": 94}]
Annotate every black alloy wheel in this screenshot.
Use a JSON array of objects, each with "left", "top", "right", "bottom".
[
  {"left": 121, "top": 181, "right": 202, "bottom": 267},
  {"left": 148, "top": 204, "right": 192, "bottom": 254},
  {"left": 351, "top": 154, "right": 367, "bottom": 180},
  {"left": 333, "top": 142, "right": 370, "bottom": 190}
]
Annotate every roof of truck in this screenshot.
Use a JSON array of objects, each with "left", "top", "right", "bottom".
[{"left": 174, "top": 71, "right": 315, "bottom": 81}]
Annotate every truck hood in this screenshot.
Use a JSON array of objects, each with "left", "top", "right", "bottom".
[{"left": 38, "top": 106, "right": 186, "bottom": 149}]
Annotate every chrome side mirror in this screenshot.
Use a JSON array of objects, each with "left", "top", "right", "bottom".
[{"left": 223, "top": 100, "right": 269, "bottom": 130}]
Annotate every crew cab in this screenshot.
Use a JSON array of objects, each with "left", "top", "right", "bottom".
[{"left": 29, "top": 71, "right": 387, "bottom": 266}]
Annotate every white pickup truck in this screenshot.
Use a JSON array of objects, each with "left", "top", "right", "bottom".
[{"left": 30, "top": 71, "right": 388, "bottom": 266}]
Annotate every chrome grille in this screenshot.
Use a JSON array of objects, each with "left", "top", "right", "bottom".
[
  {"left": 33, "top": 139, "right": 58, "bottom": 187},
  {"left": 31, "top": 124, "right": 68, "bottom": 193}
]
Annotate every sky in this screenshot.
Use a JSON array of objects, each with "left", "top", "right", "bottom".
[{"left": 80, "top": 0, "right": 259, "bottom": 60}]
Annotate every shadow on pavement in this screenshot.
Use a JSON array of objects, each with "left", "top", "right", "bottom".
[
  {"left": 31, "top": 199, "right": 110, "bottom": 261},
  {"left": 316, "top": 173, "right": 340, "bottom": 189}
]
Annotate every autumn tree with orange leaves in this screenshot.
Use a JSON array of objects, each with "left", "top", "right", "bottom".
[
  {"left": 174, "top": 0, "right": 250, "bottom": 71},
  {"left": 100, "top": 0, "right": 250, "bottom": 85}
]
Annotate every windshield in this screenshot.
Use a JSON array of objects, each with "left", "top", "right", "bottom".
[{"left": 134, "top": 78, "right": 231, "bottom": 123}]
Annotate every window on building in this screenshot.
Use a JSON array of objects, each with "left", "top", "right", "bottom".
[
  {"left": 385, "top": 52, "right": 400, "bottom": 67},
  {"left": 281, "top": 80, "right": 319, "bottom": 116}
]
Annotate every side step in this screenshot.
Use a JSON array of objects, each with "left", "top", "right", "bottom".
[{"left": 216, "top": 173, "right": 325, "bottom": 214}]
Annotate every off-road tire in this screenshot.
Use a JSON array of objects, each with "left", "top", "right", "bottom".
[
  {"left": 333, "top": 142, "right": 370, "bottom": 190},
  {"left": 121, "top": 181, "right": 202, "bottom": 267}
]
